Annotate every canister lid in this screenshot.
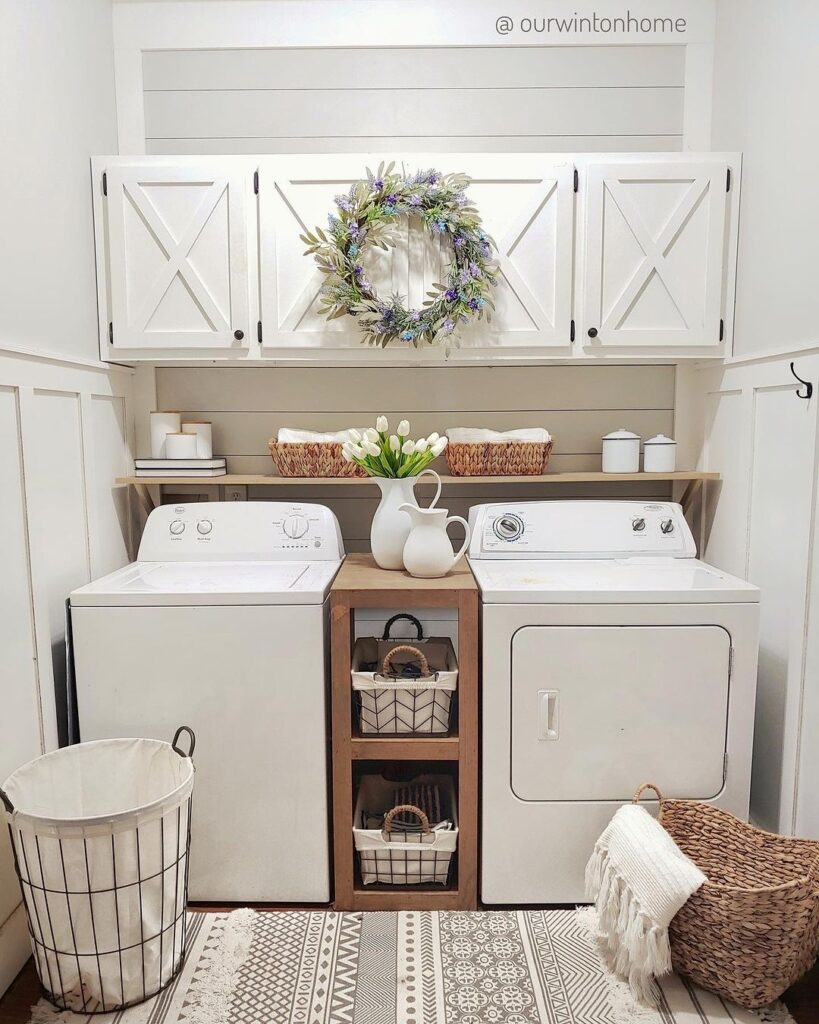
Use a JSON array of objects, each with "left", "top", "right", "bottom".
[
  {"left": 602, "top": 428, "right": 641, "bottom": 441},
  {"left": 644, "top": 434, "right": 677, "bottom": 446}
]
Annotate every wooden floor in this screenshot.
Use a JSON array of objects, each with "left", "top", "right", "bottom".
[{"left": 1, "top": 907, "right": 818, "bottom": 1024}]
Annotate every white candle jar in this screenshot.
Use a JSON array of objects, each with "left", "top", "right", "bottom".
[
  {"left": 165, "top": 432, "right": 199, "bottom": 460},
  {"left": 643, "top": 434, "right": 677, "bottom": 473},
  {"left": 149, "top": 411, "right": 181, "bottom": 458},
  {"left": 601, "top": 428, "right": 641, "bottom": 473},
  {"left": 182, "top": 421, "right": 213, "bottom": 459}
]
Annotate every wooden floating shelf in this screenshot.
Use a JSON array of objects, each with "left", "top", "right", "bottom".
[{"left": 117, "top": 471, "right": 720, "bottom": 486}]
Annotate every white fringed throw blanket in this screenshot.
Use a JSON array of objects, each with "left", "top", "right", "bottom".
[{"left": 585, "top": 803, "right": 706, "bottom": 1005}]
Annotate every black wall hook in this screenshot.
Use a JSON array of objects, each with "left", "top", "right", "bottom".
[{"left": 790, "top": 362, "right": 813, "bottom": 400}]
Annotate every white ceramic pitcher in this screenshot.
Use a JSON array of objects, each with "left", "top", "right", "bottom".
[
  {"left": 370, "top": 469, "right": 442, "bottom": 570},
  {"left": 398, "top": 504, "right": 471, "bottom": 578}
]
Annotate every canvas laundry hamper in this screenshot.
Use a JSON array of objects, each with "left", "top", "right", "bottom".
[{"left": 1, "top": 727, "right": 195, "bottom": 1014}]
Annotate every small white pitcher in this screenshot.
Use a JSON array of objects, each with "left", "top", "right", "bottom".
[{"left": 398, "top": 504, "right": 471, "bottom": 579}]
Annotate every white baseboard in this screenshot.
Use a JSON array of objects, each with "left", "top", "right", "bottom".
[{"left": 0, "top": 903, "right": 30, "bottom": 997}]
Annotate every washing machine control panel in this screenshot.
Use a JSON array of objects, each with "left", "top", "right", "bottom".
[
  {"left": 468, "top": 500, "right": 696, "bottom": 559},
  {"left": 137, "top": 502, "right": 345, "bottom": 561}
]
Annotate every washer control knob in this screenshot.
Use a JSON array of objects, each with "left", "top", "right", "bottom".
[
  {"left": 660, "top": 518, "right": 675, "bottom": 535},
  {"left": 197, "top": 519, "right": 213, "bottom": 535},
  {"left": 283, "top": 514, "right": 309, "bottom": 539},
  {"left": 169, "top": 519, "right": 185, "bottom": 535},
  {"left": 632, "top": 517, "right": 646, "bottom": 532},
  {"left": 493, "top": 514, "right": 524, "bottom": 541}
]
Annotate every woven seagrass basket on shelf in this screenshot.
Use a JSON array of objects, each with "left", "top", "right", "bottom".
[
  {"left": 445, "top": 440, "right": 553, "bottom": 477},
  {"left": 268, "top": 440, "right": 366, "bottom": 478},
  {"left": 633, "top": 784, "right": 819, "bottom": 1009}
]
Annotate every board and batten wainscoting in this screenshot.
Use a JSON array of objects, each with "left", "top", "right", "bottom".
[
  {"left": 153, "top": 363, "right": 676, "bottom": 550},
  {"left": 0, "top": 348, "right": 136, "bottom": 993},
  {"left": 140, "top": 44, "right": 687, "bottom": 156}
]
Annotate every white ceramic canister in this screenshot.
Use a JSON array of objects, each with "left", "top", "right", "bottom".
[
  {"left": 643, "top": 434, "right": 677, "bottom": 473},
  {"left": 601, "top": 428, "right": 641, "bottom": 473},
  {"left": 165, "top": 432, "right": 199, "bottom": 460},
  {"left": 150, "top": 411, "right": 181, "bottom": 458},
  {"left": 182, "top": 421, "right": 213, "bottom": 459}
]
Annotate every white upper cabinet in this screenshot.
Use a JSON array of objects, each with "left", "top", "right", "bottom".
[
  {"left": 258, "top": 155, "right": 575, "bottom": 358},
  {"left": 581, "top": 160, "right": 731, "bottom": 351},
  {"left": 93, "top": 154, "right": 739, "bottom": 362},
  {"left": 100, "top": 161, "right": 251, "bottom": 354}
]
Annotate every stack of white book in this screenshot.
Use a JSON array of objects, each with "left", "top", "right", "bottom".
[{"left": 134, "top": 458, "right": 227, "bottom": 478}]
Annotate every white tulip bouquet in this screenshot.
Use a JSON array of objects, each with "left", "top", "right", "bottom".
[{"left": 341, "top": 417, "right": 448, "bottom": 478}]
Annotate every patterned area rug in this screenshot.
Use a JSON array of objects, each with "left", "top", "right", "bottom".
[{"left": 28, "top": 909, "right": 794, "bottom": 1024}]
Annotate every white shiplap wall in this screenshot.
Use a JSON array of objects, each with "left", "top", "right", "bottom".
[
  {"left": 142, "top": 45, "right": 685, "bottom": 154},
  {"left": 155, "top": 363, "right": 676, "bottom": 549}
]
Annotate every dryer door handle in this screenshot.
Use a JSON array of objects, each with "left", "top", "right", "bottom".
[{"left": 538, "top": 690, "right": 559, "bottom": 741}]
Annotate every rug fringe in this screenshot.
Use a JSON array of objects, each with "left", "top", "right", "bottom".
[{"left": 182, "top": 907, "right": 255, "bottom": 1024}]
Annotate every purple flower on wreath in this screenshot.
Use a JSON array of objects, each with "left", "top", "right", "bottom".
[
  {"left": 334, "top": 194, "right": 352, "bottom": 212},
  {"left": 425, "top": 172, "right": 439, "bottom": 185},
  {"left": 386, "top": 193, "right": 398, "bottom": 205},
  {"left": 410, "top": 310, "right": 421, "bottom": 322},
  {"left": 469, "top": 262, "right": 481, "bottom": 278},
  {"left": 373, "top": 177, "right": 384, "bottom": 190},
  {"left": 468, "top": 297, "right": 486, "bottom": 311},
  {"left": 348, "top": 223, "right": 362, "bottom": 241},
  {"left": 354, "top": 265, "right": 364, "bottom": 277},
  {"left": 459, "top": 268, "right": 472, "bottom": 285},
  {"left": 445, "top": 288, "right": 458, "bottom": 302},
  {"left": 408, "top": 195, "right": 423, "bottom": 208},
  {"left": 441, "top": 319, "right": 455, "bottom": 333},
  {"left": 454, "top": 235, "right": 465, "bottom": 248}
]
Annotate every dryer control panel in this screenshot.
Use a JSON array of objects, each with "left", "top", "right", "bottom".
[
  {"left": 137, "top": 502, "right": 345, "bottom": 561},
  {"left": 468, "top": 500, "right": 695, "bottom": 559}
]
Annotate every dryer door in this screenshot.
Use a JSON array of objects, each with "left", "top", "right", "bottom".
[{"left": 511, "top": 625, "right": 730, "bottom": 801}]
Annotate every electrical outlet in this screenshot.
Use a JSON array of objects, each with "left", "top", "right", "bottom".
[{"left": 225, "top": 485, "right": 247, "bottom": 502}]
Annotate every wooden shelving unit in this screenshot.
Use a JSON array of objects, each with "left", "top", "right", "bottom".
[{"left": 330, "top": 554, "right": 479, "bottom": 911}]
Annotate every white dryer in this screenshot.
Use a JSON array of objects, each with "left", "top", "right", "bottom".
[
  {"left": 468, "top": 500, "right": 759, "bottom": 904},
  {"left": 70, "top": 501, "right": 344, "bottom": 903}
]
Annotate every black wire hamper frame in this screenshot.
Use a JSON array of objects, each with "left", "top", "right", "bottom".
[{"left": 1, "top": 727, "right": 195, "bottom": 1014}]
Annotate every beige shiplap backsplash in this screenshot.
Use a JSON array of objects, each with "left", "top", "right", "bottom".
[{"left": 156, "top": 364, "right": 675, "bottom": 550}]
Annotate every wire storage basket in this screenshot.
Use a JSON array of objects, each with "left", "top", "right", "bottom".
[
  {"left": 1, "top": 727, "right": 196, "bottom": 1014},
  {"left": 354, "top": 774, "right": 458, "bottom": 886},
  {"left": 634, "top": 783, "right": 819, "bottom": 1008},
  {"left": 351, "top": 615, "right": 458, "bottom": 734}
]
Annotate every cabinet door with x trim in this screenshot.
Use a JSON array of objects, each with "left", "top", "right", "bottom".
[
  {"left": 582, "top": 161, "right": 728, "bottom": 349},
  {"left": 105, "top": 163, "right": 250, "bottom": 351}
]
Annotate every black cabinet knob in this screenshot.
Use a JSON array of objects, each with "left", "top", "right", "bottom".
[
  {"left": 587, "top": 327, "right": 598, "bottom": 338},
  {"left": 233, "top": 329, "right": 244, "bottom": 341}
]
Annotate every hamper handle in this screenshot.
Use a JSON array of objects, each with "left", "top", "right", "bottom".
[
  {"left": 172, "top": 725, "right": 196, "bottom": 759},
  {"left": 0, "top": 788, "right": 13, "bottom": 814},
  {"left": 381, "top": 645, "right": 429, "bottom": 677},
  {"left": 383, "top": 804, "right": 431, "bottom": 835},
  {"left": 382, "top": 614, "right": 424, "bottom": 641},
  {"left": 632, "top": 782, "right": 664, "bottom": 804}
]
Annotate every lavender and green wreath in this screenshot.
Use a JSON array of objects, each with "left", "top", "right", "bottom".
[{"left": 300, "top": 163, "right": 499, "bottom": 351}]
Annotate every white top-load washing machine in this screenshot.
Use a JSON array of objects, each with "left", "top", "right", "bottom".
[
  {"left": 70, "top": 501, "right": 344, "bottom": 903},
  {"left": 468, "top": 500, "right": 760, "bottom": 904}
]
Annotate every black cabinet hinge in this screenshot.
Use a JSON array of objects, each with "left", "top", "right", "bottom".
[
  {"left": 570, "top": 319, "right": 576, "bottom": 342},
  {"left": 726, "top": 167, "right": 731, "bottom": 192},
  {"left": 108, "top": 321, "right": 113, "bottom": 344},
  {"left": 102, "top": 172, "right": 107, "bottom": 196},
  {"left": 719, "top": 318, "right": 725, "bottom": 341},
  {"left": 257, "top": 320, "right": 263, "bottom": 344},
  {"left": 573, "top": 168, "right": 579, "bottom": 193},
  {"left": 253, "top": 170, "right": 259, "bottom": 195}
]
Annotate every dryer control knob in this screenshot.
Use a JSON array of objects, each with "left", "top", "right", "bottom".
[
  {"left": 660, "top": 518, "right": 675, "bottom": 534},
  {"left": 632, "top": 517, "right": 646, "bottom": 532},
  {"left": 197, "top": 519, "right": 213, "bottom": 535},
  {"left": 169, "top": 519, "right": 185, "bottom": 535}
]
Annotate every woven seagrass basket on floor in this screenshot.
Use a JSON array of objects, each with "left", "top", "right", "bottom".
[
  {"left": 268, "top": 440, "right": 366, "bottom": 478},
  {"left": 445, "top": 439, "right": 553, "bottom": 476},
  {"left": 634, "top": 784, "right": 819, "bottom": 1008}
]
